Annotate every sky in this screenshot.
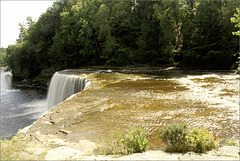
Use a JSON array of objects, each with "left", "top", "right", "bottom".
[{"left": 1, "top": 0, "right": 56, "bottom": 48}]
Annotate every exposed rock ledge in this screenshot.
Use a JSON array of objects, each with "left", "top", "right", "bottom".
[
  {"left": 44, "top": 146, "right": 239, "bottom": 160},
  {"left": 14, "top": 130, "right": 240, "bottom": 160},
  {"left": 16, "top": 72, "right": 239, "bottom": 160},
  {"left": 16, "top": 130, "right": 240, "bottom": 160}
]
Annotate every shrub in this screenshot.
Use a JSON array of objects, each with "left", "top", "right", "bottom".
[
  {"left": 123, "top": 126, "right": 149, "bottom": 154},
  {"left": 159, "top": 124, "right": 190, "bottom": 152},
  {"left": 97, "top": 126, "right": 149, "bottom": 155},
  {"left": 159, "top": 124, "right": 220, "bottom": 153},
  {"left": 186, "top": 127, "right": 220, "bottom": 153}
]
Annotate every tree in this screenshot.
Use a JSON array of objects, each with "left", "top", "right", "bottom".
[
  {"left": 154, "top": 0, "right": 185, "bottom": 65},
  {"left": 231, "top": 7, "right": 240, "bottom": 71},
  {"left": 180, "top": 0, "right": 238, "bottom": 69},
  {"left": 231, "top": 8, "right": 240, "bottom": 36},
  {"left": 5, "top": 0, "right": 240, "bottom": 80}
]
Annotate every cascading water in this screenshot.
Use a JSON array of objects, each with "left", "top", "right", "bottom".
[
  {"left": 47, "top": 72, "right": 89, "bottom": 108},
  {"left": 1, "top": 69, "right": 12, "bottom": 91}
]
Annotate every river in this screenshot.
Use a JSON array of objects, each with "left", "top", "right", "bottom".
[
  {"left": 0, "top": 67, "right": 48, "bottom": 139},
  {"left": 0, "top": 67, "right": 239, "bottom": 146}
]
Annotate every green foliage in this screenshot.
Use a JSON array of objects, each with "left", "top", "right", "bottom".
[
  {"left": 22, "top": 68, "right": 30, "bottom": 79},
  {"left": 159, "top": 124, "right": 220, "bottom": 153},
  {"left": 97, "top": 126, "right": 149, "bottom": 155},
  {"left": 1, "top": 136, "right": 25, "bottom": 160},
  {"left": 5, "top": 0, "right": 240, "bottom": 79},
  {"left": 231, "top": 8, "right": 240, "bottom": 36},
  {"left": 180, "top": 0, "right": 238, "bottom": 69},
  {"left": 123, "top": 126, "right": 149, "bottom": 154},
  {"left": 231, "top": 8, "right": 240, "bottom": 72},
  {"left": 159, "top": 124, "right": 189, "bottom": 152},
  {"left": 186, "top": 127, "right": 220, "bottom": 153},
  {"left": 225, "top": 139, "right": 239, "bottom": 146},
  {"left": 97, "top": 129, "right": 126, "bottom": 155}
]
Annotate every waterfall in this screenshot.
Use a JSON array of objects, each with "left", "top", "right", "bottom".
[
  {"left": 1, "top": 69, "right": 12, "bottom": 91},
  {"left": 47, "top": 72, "right": 89, "bottom": 108}
]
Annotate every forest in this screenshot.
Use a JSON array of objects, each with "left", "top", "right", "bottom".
[{"left": 4, "top": 0, "right": 239, "bottom": 80}]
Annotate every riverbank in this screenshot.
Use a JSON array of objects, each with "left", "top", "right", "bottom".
[{"left": 2, "top": 130, "right": 239, "bottom": 160}]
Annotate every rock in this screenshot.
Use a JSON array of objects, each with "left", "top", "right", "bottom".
[
  {"left": 29, "top": 131, "right": 68, "bottom": 147},
  {"left": 42, "top": 120, "right": 54, "bottom": 125},
  {"left": 45, "top": 146, "right": 84, "bottom": 160},
  {"left": 209, "top": 146, "right": 239, "bottom": 158},
  {"left": 117, "top": 149, "right": 239, "bottom": 160},
  {"left": 58, "top": 129, "right": 71, "bottom": 134},
  {"left": 18, "top": 125, "right": 32, "bottom": 134},
  {"left": 77, "top": 140, "right": 97, "bottom": 153},
  {"left": 25, "top": 148, "right": 46, "bottom": 156}
]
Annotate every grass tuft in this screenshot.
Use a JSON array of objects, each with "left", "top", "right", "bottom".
[{"left": 1, "top": 135, "right": 26, "bottom": 160}]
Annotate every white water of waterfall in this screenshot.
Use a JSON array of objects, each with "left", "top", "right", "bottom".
[
  {"left": 47, "top": 72, "right": 89, "bottom": 108},
  {"left": 1, "top": 69, "right": 12, "bottom": 91}
]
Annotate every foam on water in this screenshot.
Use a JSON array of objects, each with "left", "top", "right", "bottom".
[
  {"left": 177, "top": 73, "right": 239, "bottom": 111},
  {"left": 1, "top": 69, "right": 12, "bottom": 91}
]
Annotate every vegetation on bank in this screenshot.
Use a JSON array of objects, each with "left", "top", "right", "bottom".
[
  {"left": 97, "top": 124, "right": 226, "bottom": 156},
  {"left": 225, "top": 139, "right": 239, "bottom": 147},
  {"left": 1, "top": 124, "right": 238, "bottom": 160},
  {"left": 96, "top": 126, "right": 149, "bottom": 155},
  {"left": 159, "top": 124, "right": 221, "bottom": 153},
  {"left": 0, "top": 135, "right": 37, "bottom": 160},
  {"left": 1, "top": 137, "right": 20, "bottom": 160},
  {"left": 1, "top": 136, "right": 24, "bottom": 160},
  {"left": 4, "top": 0, "right": 239, "bottom": 80}
]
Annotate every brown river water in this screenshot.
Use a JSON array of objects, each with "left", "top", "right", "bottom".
[{"left": 27, "top": 69, "right": 239, "bottom": 150}]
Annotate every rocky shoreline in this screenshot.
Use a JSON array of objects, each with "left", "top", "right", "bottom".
[{"left": 12, "top": 131, "right": 240, "bottom": 160}]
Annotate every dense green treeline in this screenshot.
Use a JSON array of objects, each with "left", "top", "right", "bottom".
[{"left": 5, "top": 0, "right": 239, "bottom": 79}]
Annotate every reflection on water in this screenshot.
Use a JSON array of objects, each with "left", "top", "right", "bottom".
[{"left": 0, "top": 68, "right": 47, "bottom": 139}]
